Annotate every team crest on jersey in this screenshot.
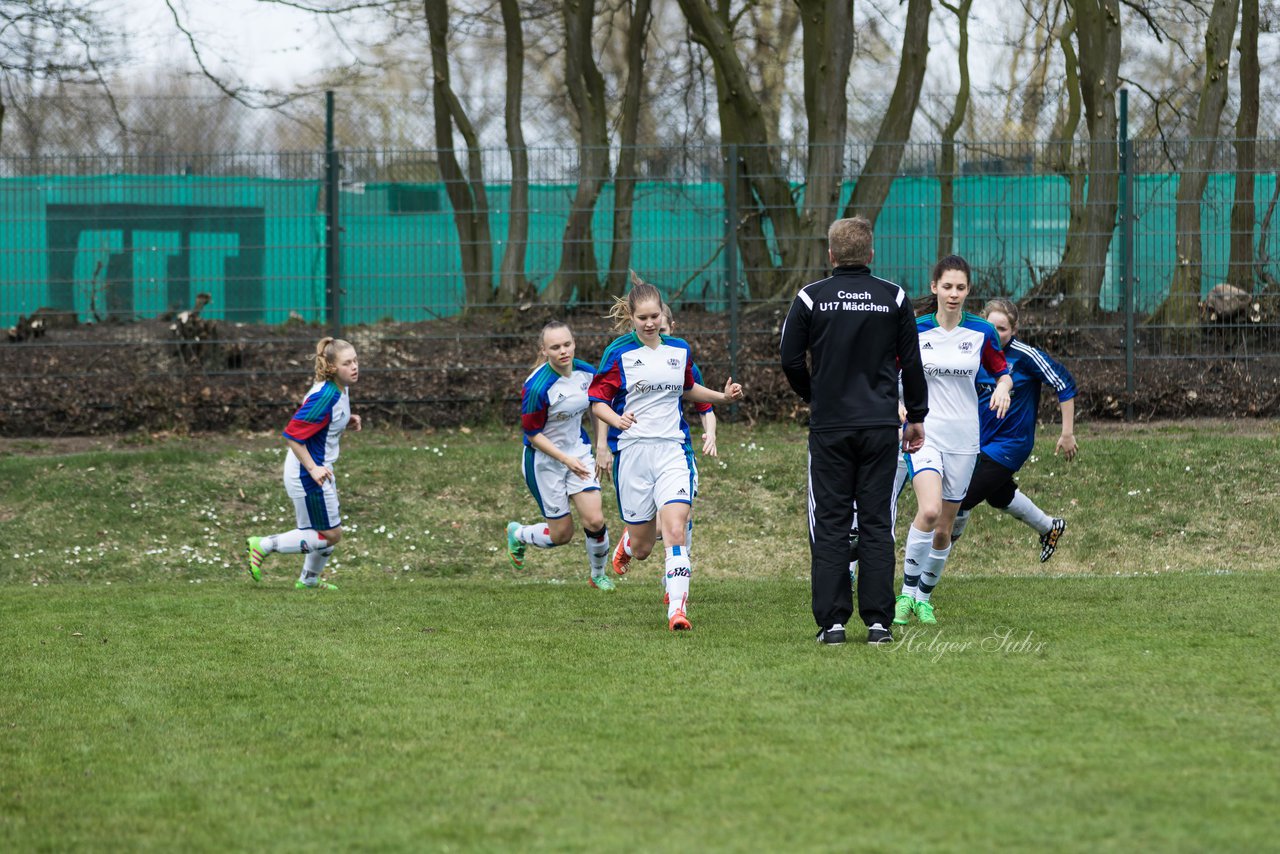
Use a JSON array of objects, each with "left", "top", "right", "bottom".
[
  {"left": 959, "top": 341, "right": 974, "bottom": 352},
  {"left": 667, "top": 357, "right": 680, "bottom": 368}
]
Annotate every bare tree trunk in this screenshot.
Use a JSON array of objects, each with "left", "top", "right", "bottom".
[
  {"left": 1149, "top": 0, "right": 1240, "bottom": 336},
  {"left": 841, "top": 0, "right": 932, "bottom": 225},
  {"left": 546, "top": 0, "right": 610, "bottom": 306},
  {"left": 677, "top": 0, "right": 805, "bottom": 299},
  {"left": 752, "top": 4, "right": 801, "bottom": 146},
  {"left": 937, "top": 0, "right": 973, "bottom": 260},
  {"left": 1227, "top": 0, "right": 1259, "bottom": 290},
  {"left": 606, "top": 0, "right": 653, "bottom": 298},
  {"left": 425, "top": 0, "right": 495, "bottom": 309},
  {"left": 1046, "top": 0, "right": 1120, "bottom": 323},
  {"left": 795, "top": 0, "right": 855, "bottom": 282},
  {"left": 497, "top": 0, "right": 534, "bottom": 304},
  {"left": 1023, "top": 7, "right": 1080, "bottom": 304}
]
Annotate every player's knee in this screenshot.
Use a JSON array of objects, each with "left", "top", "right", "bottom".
[
  {"left": 549, "top": 527, "right": 573, "bottom": 546},
  {"left": 631, "top": 542, "right": 653, "bottom": 560},
  {"left": 321, "top": 527, "right": 343, "bottom": 546},
  {"left": 916, "top": 506, "right": 942, "bottom": 529},
  {"left": 582, "top": 512, "right": 606, "bottom": 533}
]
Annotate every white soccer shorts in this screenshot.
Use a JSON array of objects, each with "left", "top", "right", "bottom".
[
  {"left": 284, "top": 472, "right": 341, "bottom": 530},
  {"left": 521, "top": 443, "right": 599, "bottom": 520},
  {"left": 613, "top": 439, "right": 695, "bottom": 524},
  {"left": 906, "top": 442, "right": 977, "bottom": 503}
]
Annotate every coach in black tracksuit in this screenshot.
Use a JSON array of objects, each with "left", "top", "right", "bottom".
[{"left": 780, "top": 216, "right": 928, "bottom": 645}]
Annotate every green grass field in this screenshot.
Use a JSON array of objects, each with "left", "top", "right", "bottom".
[{"left": 2, "top": 422, "right": 1278, "bottom": 850}]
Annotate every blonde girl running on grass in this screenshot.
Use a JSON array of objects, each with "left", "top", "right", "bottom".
[
  {"left": 246, "top": 336, "right": 361, "bottom": 590},
  {"left": 505, "top": 321, "right": 614, "bottom": 590}
]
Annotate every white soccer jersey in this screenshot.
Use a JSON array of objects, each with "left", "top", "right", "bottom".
[
  {"left": 520, "top": 360, "right": 595, "bottom": 453},
  {"left": 915, "top": 313, "right": 1008, "bottom": 454},
  {"left": 282, "top": 379, "right": 351, "bottom": 482},
  {"left": 589, "top": 332, "right": 696, "bottom": 453}
]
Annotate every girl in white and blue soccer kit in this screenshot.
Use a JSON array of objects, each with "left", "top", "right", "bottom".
[
  {"left": 505, "top": 321, "right": 613, "bottom": 589},
  {"left": 589, "top": 279, "right": 744, "bottom": 631},
  {"left": 246, "top": 337, "right": 361, "bottom": 590},
  {"left": 895, "top": 256, "right": 1011, "bottom": 625}
]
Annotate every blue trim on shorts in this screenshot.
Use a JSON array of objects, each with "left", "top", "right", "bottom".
[
  {"left": 906, "top": 452, "right": 939, "bottom": 481},
  {"left": 573, "top": 485, "right": 601, "bottom": 494},
  {"left": 522, "top": 446, "right": 547, "bottom": 517},
  {"left": 685, "top": 448, "right": 697, "bottom": 501},
  {"left": 663, "top": 499, "right": 693, "bottom": 507},
  {"left": 304, "top": 489, "right": 331, "bottom": 530},
  {"left": 611, "top": 452, "right": 624, "bottom": 521}
]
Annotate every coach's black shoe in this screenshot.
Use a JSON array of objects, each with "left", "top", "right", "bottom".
[
  {"left": 1040, "top": 518, "right": 1066, "bottom": 563},
  {"left": 816, "top": 624, "right": 846, "bottom": 645},
  {"left": 866, "top": 623, "right": 894, "bottom": 645}
]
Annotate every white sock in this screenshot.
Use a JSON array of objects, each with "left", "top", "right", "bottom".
[
  {"left": 266, "top": 529, "right": 327, "bottom": 555},
  {"left": 516, "top": 524, "right": 556, "bottom": 548},
  {"left": 664, "top": 545, "right": 691, "bottom": 617},
  {"left": 585, "top": 526, "right": 610, "bottom": 577},
  {"left": 951, "top": 510, "right": 970, "bottom": 543},
  {"left": 849, "top": 560, "right": 858, "bottom": 584},
  {"left": 917, "top": 544, "right": 951, "bottom": 602},
  {"left": 299, "top": 546, "right": 334, "bottom": 585},
  {"left": 901, "top": 525, "right": 931, "bottom": 597},
  {"left": 1003, "top": 490, "right": 1052, "bottom": 535}
]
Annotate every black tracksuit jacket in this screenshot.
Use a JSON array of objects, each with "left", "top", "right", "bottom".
[{"left": 779, "top": 265, "right": 928, "bottom": 429}]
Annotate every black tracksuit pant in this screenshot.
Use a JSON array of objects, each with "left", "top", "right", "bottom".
[{"left": 808, "top": 426, "right": 900, "bottom": 630}]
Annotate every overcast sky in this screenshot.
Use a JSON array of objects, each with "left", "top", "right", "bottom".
[{"left": 121, "top": 0, "right": 343, "bottom": 90}]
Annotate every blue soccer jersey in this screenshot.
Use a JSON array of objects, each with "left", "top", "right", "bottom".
[{"left": 976, "top": 337, "right": 1077, "bottom": 470}]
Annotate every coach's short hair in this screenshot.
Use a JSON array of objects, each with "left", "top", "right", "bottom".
[{"left": 828, "top": 216, "right": 873, "bottom": 266}]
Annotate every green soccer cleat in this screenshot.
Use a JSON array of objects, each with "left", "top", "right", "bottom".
[
  {"left": 893, "top": 594, "right": 915, "bottom": 625},
  {"left": 295, "top": 579, "right": 338, "bottom": 591},
  {"left": 913, "top": 599, "right": 937, "bottom": 625},
  {"left": 505, "top": 522, "right": 526, "bottom": 570},
  {"left": 589, "top": 574, "right": 616, "bottom": 592},
  {"left": 246, "top": 536, "right": 266, "bottom": 581}
]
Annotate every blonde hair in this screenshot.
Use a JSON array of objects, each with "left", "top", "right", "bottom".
[
  {"left": 608, "top": 271, "right": 664, "bottom": 332},
  {"left": 827, "top": 216, "right": 873, "bottom": 266},
  {"left": 533, "top": 320, "right": 572, "bottom": 371},
  {"left": 314, "top": 336, "right": 354, "bottom": 383},
  {"left": 982, "top": 298, "right": 1019, "bottom": 331}
]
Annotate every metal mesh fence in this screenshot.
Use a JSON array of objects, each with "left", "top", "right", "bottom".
[{"left": 3, "top": 93, "right": 1280, "bottom": 432}]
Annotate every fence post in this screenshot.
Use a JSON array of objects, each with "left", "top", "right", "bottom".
[
  {"left": 724, "top": 144, "right": 740, "bottom": 416},
  {"left": 1120, "top": 89, "right": 1135, "bottom": 420},
  {"left": 324, "top": 90, "right": 342, "bottom": 336}
]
